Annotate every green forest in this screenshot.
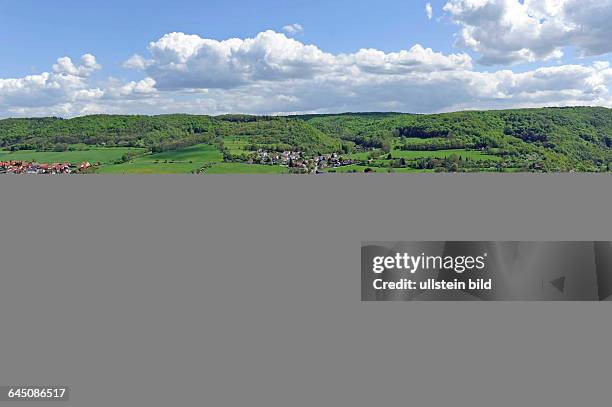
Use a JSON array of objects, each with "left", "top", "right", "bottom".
[{"left": 1, "top": 107, "right": 611, "bottom": 173}]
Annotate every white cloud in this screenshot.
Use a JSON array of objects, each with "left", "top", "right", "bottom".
[
  {"left": 124, "top": 31, "right": 472, "bottom": 90},
  {"left": 122, "top": 54, "right": 151, "bottom": 70},
  {"left": 443, "top": 0, "right": 612, "bottom": 65},
  {"left": 282, "top": 23, "right": 304, "bottom": 36},
  {"left": 105, "top": 77, "right": 158, "bottom": 98},
  {"left": 426, "top": 3, "right": 433, "bottom": 19},
  {"left": 346, "top": 44, "right": 473, "bottom": 74},
  {"left": 2, "top": 33, "right": 612, "bottom": 118},
  {"left": 126, "top": 31, "right": 339, "bottom": 89},
  {"left": 53, "top": 54, "right": 101, "bottom": 77},
  {"left": 1, "top": 54, "right": 103, "bottom": 112},
  {"left": 0, "top": 54, "right": 159, "bottom": 116}
]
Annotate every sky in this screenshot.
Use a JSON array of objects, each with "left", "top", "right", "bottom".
[{"left": 1, "top": 0, "right": 611, "bottom": 117}]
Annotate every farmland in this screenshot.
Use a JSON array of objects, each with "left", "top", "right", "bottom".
[
  {"left": 0, "top": 146, "right": 145, "bottom": 165},
  {"left": 204, "top": 163, "right": 288, "bottom": 174},
  {"left": 98, "top": 144, "right": 222, "bottom": 174},
  {"left": 96, "top": 144, "right": 288, "bottom": 174},
  {"left": 389, "top": 148, "right": 501, "bottom": 161}
]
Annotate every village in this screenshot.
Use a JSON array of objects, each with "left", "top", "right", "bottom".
[
  {"left": 250, "top": 150, "right": 356, "bottom": 173},
  {"left": 0, "top": 161, "right": 92, "bottom": 174}
]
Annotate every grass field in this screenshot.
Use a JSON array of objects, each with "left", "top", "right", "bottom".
[
  {"left": 143, "top": 144, "right": 224, "bottom": 162},
  {"left": 204, "top": 163, "right": 288, "bottom": 174},
  {"left": 347, "top": 148, "right": 501, "bottom": 162},
  {"left": 224, "top": 137, "right": 252, "bottom": 155},
  {"left": 2, "top": 142, "right": 502, "bottom": 174},
  {"left": 345, "top": 151, "right": 373, "bottom": 160},
  {"left": 325, "top": 164, "right": 434, "bottom": 173},
  {"left": 98, "top": 161, "right": 206, "bottom": 174},
  {"left": 1, "top": 143, "right": 288, "bottom": 174},
  {"left": 97, "top": 144, "right": 289, "bottom": 174},
  {"left": 98, "top": 144, "right": 223, "bottom": 174},
  {"left": 390, "top": 148, "right": 502, "bottom": 161},
  {"left": 0, "top": 147, "right": 146, "bottom": 164}
]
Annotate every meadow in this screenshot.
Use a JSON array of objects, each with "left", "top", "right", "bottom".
[
  {"left": 346, "top": 147, "right": 501, "bottom": 160},
  {"left": 98, "top": 144, "right": 222, "bottom": 174},
  {"left": 0, "top": 146, "right": 145, "bottom": 165},
  {"left": 389, "top": 148, "right": 501, "bottom": 161},
  {"left": 204, "top": 163, "right": 288, "bottom": 174},
  {"left": 0, "top": 142, "right": 527, "bottom": 174},
  {"left": 326, "top": 165, "right": 435, "bottom": 173},
  {"left": 97, "top": 144, "right": 287, "bottom": 174}
]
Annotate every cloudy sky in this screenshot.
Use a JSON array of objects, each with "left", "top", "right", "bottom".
[{"left": 1, "top": 0, "right": 611, "bottom": 118}]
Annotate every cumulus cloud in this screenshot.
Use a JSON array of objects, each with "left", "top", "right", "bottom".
[
  {"left": 53, "top": 54, "right": 101, "bottom": 77},
  {"left": 124, "top": 31, "right": 472, "bottom": 90},
  {"left": 2, "top": 32, "right": 612, "bottom": 117},
  {"left": 1, "top": 54, "right": 103, "bottom": 112},
  {"left": 0, "top": 54, "right": 159, "bottom": 117},
  {"left": 125, "top": 31, "right": 339, "bottom": 89},
  {"left": 282, "top": 23, "right": 304, "bottom": 36},
  {"left": 426, "top": 3, "right": 433, "bottom": 19},
  {"left": 443, "top": 0, "right": 612, "bottom": 65},
  {"left": 105, "top": 77, "right": 158, "bottom": 98},
  {"left": 346, "top": 44, "right": 473, "bottom": 74},
  {"left": 122, "top": 54, "right": 151, "bottom": 70}
]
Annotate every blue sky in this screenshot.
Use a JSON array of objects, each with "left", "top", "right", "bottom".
[
  {"left": 0, "top": 0, "right": 456, "bottom": 75},
  {"left": 1, "top": 0, "right": 611, "bottom": 117}
]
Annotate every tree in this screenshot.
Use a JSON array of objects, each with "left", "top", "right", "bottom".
[{"left": 53, "top": 143, "right": 69, "bottom": 152}]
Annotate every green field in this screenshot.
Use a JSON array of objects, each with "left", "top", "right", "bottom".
[
  {"left": 0, "top": 143, "right": 288, "bottom": 174},
  {"left": 142, "top": 144, "right": 224, "bottom": 162},
  {"left": 345, "top": 151, "right": 373, "bottom": 160},
  {"left": 0, "top": 143, "right": 501, "bottom": 174},
  {"left": 0, "top": 142, "right": 507, "bottom": 174},
  {"left": 204, "top": 163, "right": 288, "bottom": 174},
  {"left": 98, "top": 161, "right": 205, "bottom": 174},
  {"left": 347, "top": 148, "right": 501, "bottom": 162},
  {"left": 224, "top": 137, "right": 252, "bottom": 155},
  {"left": 389, "top": 148, "right": 502, "bottom": 161},
  {"left": 0, "top": 147, "right": 146, "bottom": 164},
  {"left": 326, "top": 164, "right": 434, "bottom": 173},
  {"left": 98, "top": 144, "right": 223, "bottom": 174},
  {"left": 97, "top": 144, "right": 288, "bottom": 174}
]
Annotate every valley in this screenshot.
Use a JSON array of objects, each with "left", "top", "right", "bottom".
[{"left": 1, "top": 107, "right": 611, "bottom": 174}]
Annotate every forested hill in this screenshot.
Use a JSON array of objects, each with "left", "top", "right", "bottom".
[{"left": 1, "top": 107, "right": 611, "bottom": 171}]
